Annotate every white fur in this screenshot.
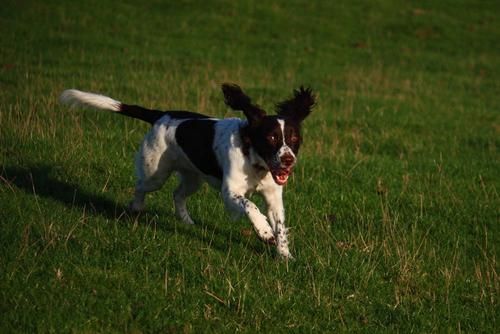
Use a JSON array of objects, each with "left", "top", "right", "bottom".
[{"left": 60, "top": 89, "right": 121, "bottom": 111}]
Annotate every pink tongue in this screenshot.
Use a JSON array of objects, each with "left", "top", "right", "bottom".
[
  {"left": 278, "top": 174, "right": 288, "bottom": 183},
  {"left": 273, "top": 170, "right": 290, "bottom": 185}
]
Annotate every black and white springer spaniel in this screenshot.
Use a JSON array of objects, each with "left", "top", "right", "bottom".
[{"left": 60, "top": 84, "right": 315, "bottom": 259}]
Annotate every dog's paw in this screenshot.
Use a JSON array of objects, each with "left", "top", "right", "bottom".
[
  {"left": 175, "top": 208, "right": 195, "bottom": 225},
  {"left": 253, "top": 219, "right": 275, "bottom": 243},
  {"left": 278, "top": 249, "right": 294, "bottom": 261},
  {"left": 264, "top": 236, "right": 277, "bottom": 245},
  {"left": 256, "top": 233, "right": 276, "bottom": 245},
  {"left": 180, "top": 215, "right": 195, "bottom": 225},
  {"left": 244, "top": 206, "right": 276, "bottom": 244},
  {"left": 276, "top": 241, "right": 294, "bottom": 260}
]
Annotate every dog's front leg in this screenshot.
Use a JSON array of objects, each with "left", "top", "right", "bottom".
[
  {"left": 222, "top": 186, "right": 275, "bottom": 243},
  {"left": 263, "top": 187, "right": 293, "bottom": 259},
  {"left": 273, "top": 217, "right": 293, "bottom": 259}
]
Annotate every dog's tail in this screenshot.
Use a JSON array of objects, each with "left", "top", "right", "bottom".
[{"left": 59, "top": 89, "right": 168, "bottom": 125}]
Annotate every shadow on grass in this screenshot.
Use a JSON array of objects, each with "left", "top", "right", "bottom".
[{"left": 2, "top": 164, "right": 267, "bottom": 256}]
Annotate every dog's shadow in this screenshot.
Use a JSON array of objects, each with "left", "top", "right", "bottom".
[{"left": 2, "top": 164, "right": 268, "bottom": 256}]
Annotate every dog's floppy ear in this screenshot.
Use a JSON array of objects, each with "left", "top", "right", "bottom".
[
  {"left": 222, "top": 83, "right": 266, "bottom": 125},
  {"left": 276, "top": 86, "right": 315, "bottom": 122}
]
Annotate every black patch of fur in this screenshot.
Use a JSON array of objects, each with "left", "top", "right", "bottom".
[
  {"left": 246, "top": 116, "right": 284, "bottom": 161},
  {"left": 276, "top": 86, "right": 315, "bottom": 122},
  {"left": 175, "top": 120, "right": 222, "bottom": 179},
  {"left": 221, "top": 83, "right": 266, "bottom": 125},
  {"left": 120, "top": 104, "right": 210, "bottom": 125},
  {"left": 239, "top": 125, "right": 252, "bottom": 156},
  {"left": 283, "top": 119, "right": 302, "bottom": 154}
]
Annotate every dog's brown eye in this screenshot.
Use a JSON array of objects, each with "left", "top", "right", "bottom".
[
  {"left": 290, "top": 135, "right": 299, "bottom": 143},
  {"left": 267, "top": 135, "right": 277, "bottom": 143}
]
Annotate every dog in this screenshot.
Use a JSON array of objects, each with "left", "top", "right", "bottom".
[{"left": 60, "top": 84, "right": 315, "bottom": 258}]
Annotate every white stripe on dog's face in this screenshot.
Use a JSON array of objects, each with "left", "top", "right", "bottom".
[
  {"left": 276, "top": 118, "right": 296, "bottom": 164},
  {"left": 277, "top": 119, "right": 286, "bottom": 144}
]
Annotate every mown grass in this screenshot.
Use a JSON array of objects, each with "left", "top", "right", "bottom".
[{"left": 1, "top": 0, "right": 498, "bottom": 332}]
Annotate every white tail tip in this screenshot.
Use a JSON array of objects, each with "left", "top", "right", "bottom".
[{"left": 59, "top": 89, "right": 121, "bottom": 112}]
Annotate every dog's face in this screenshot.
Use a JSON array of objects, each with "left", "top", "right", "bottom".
[
  {"left": 222, "top": 84, "right": 315, "bottom": 185},
  {"left": 246, "top": 116, "right": 301, "bottom": 185}
]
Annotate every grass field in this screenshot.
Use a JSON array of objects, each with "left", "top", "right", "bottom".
[{"left": 1, "top": 0, "right": 498, "bottom": 332}]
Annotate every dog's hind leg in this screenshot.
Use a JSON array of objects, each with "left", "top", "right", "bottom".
[
  {"left": 130, "top": 166, "right": 172, "bottom": 212},
  {"left": 129, "top": 128, "right": 172, "bottom": 212},
  {"left": 173, "top": 172, "right": 202, "bottom": 224},
  {"left": 130, "top": 171, "right": 171, "bottom": 213}
]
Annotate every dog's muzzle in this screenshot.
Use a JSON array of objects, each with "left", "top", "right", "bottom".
[{"left": 270, "top": 153, "right": 296, "bottom": 185}]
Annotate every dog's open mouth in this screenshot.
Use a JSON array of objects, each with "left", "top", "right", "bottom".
[{"left": 271, "top": 168, "right": 293, "bottom": 185}]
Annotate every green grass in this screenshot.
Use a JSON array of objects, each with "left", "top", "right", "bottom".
[{"left": 1, "top": 0, "right": 498, "bottom": 332}]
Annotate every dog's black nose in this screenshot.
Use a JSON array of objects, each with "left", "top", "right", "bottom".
[{"left": 281, "top": 154, "right": 295, "bottom": 167}]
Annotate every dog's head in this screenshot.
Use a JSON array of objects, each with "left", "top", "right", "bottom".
[{"left": 222, "top": 83, "right": 315, "bottom": 185}]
